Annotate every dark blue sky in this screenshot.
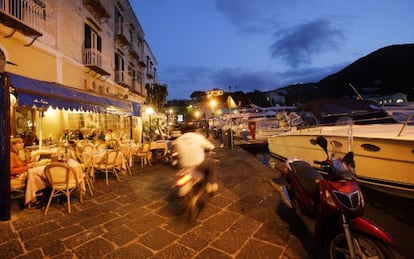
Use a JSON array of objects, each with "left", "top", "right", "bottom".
[{"left": 133, "top": 0, "right": 414, "bottom": 100}]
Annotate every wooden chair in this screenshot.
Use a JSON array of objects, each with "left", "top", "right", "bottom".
[
  {"left": 134, "top": 142, "right": 152, "bottom": 168},
  {"left": 43, "top": 163, "right": 83, "bottom": 215},
  {"left": 93, "top": 150, "right": 121, "bottom": 185}
]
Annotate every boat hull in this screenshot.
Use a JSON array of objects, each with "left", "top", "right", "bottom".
[{"left": 268, "top": 124, "right": 414, "bottom": 199}]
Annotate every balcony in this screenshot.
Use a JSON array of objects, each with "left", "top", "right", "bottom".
[
  {"left": 115, "top": 70, "right": 132, "bottom": 87},
  {"left": 146, "top": 71, "right": 154, "bottom": 79},
  {"left": 83, "top": 48, "right": 110, "bottom": 76},
  {"left": 138, "top": 59, "right": 146, "bottom": 67},
  {"left": 82, "top": 0, "right": 110, "bottom": 20},
  {"left": 0, "top": 0, "right": 44, "bottom": 37},
  {"left": 115, "top": 22, "right": 130, "bottom": 46},
  {"left": 128, "top": 44, "right": 140, "bottom": 61}
]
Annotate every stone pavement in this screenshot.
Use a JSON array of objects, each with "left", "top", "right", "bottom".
[{"left": 0, "top": 139, "right": 313, "bottom": 259}]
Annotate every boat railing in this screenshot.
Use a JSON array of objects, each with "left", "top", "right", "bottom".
[
  {"left": 294, "top": 112, "right": 411, "bottom": 137},
  {"left": 397, "top": 113, "right": 413, "bottom": 137}
]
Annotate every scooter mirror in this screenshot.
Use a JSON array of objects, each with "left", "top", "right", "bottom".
[{"left": 316, "top": 136, "right": 329, "bottom": 158}]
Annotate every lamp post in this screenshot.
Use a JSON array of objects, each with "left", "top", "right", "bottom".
[
  {"left": 210, "top": 99, "right": 216, "bottom": 127},
  {"left": 146, "top": 106, "right": 154, "bottom": 131},
  {"left": 145, "top": 107, "right": 154, "bottom": 140}
]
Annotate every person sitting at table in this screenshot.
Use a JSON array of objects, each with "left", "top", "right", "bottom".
[
  {"left": 105, "top": 129, "right": 116, "bottom": 141},
  {"left": 23, "top": 133, "right": 39, "bottom": 147},
  {"left": 11, "top": 137, "right": 35, "bottom": 205},
  {"left": 73, "top": 129, "right": 84, "bottom": 140},
  {"left": 11, "top": 138, "right": 52, "bottom": 209},
  {"left": 61, "top": 129, "right": 71, "bottom": 141},
  {"left": 98, "top": 130, "right": 106, "bottom": 141},
  {"left": 88, "top": 129, "right": 97, "bottom": 141},
  {"left": 11, "top": 137, "right": 35, "bottom": 177}
]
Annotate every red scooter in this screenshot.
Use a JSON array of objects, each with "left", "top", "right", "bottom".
[{"left": 277, "top": 117, "right": 395, "bottom": 259}]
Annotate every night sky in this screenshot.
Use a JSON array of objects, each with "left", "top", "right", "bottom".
[{"left": 133, "top": 0, "right": 414, "bottom": 100}]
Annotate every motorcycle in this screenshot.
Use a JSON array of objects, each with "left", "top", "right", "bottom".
[
  {"left": 275, "top": 116, "right": 395, "bottom": 259},
  {"left": 173, "top": 151, "right": 217, "bottom": 221}
]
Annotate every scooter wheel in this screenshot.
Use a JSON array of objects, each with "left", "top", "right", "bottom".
[
  {"left": 322, "top": 230, "right": 395, "bottom": 259},
  {"left": 185, "top": 183, "right": 206, "bottom": 222}
]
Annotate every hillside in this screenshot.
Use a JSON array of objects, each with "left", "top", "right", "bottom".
[{"left": 283, "top": 44, "right": 414, "bottom": 104}]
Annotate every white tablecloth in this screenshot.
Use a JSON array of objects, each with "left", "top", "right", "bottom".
[
  {"left": 84, "top": 150, "right": 127, "bottom": 177},
  {"left": 25, "top": 159, "right": 85, "bottom": 204}
]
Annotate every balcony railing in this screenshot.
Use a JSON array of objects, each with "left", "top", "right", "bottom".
[
  {"left": 0, "top": 0, "right": 45, "bottom": 36},
  {"left": 83, "top": 48, "right": 110, "bottom": 76},
  {"left": 146, "top": 70, "right": 154, "bottom": 79},
  {"left": 128, "top": 44, "right": 140, "bottom": 60},
  {"left": 115, "top": 70, "right": 132, "bottom": 87},
  {"left": 82, "top": 0, "right": 109, "bottom": 20}
]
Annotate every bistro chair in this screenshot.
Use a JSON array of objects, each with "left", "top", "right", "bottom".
[
  {"left": 82, "top": 144, "right": 95, "bottom": 154},
  {"left": 43, "top": 163, "right": 83, "bottom": 215},
  {"left": 69, "top": 148, "right": 81, "bottom": 163},
  {"left": 93, "top": 150, "right": 121, "bottom": 185},
  {"left": 134, "top": 142, "right": 152, "bottom": 168},
  {"left": 80, "top": 157, "right": 95, "bottom": 195},
  {"left": 122, "top": 145, "right": 133, "bottom": 176},
  {"left": 10, "top": 174, "right": 27, "bottom": 209},
  {"left": 96, "top": 143, "right": 107, "bottom": 151}
]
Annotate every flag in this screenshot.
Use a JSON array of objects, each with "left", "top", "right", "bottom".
[{"left": 227, "top": 96, "right": 237, "bottom": 108}]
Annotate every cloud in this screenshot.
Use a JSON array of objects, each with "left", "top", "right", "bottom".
[
  {"left": 270, "top": 19, "right": 345, "bottom": 67},
  {"left": 213, "top": 0, "right": 279, "bottom": 34}
]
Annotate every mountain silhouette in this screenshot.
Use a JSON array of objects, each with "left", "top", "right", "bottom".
[{"left": 283, "top": 43, "right": 414, "bottom": 104}]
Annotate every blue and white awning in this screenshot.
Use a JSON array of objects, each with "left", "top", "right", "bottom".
[{"left": 8, "top": 73, "right": 132, "bottom": 114}]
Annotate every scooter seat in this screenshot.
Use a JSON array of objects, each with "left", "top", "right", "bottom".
[{"left": 290, "top": 160, "right": 323, "bottom": 196}]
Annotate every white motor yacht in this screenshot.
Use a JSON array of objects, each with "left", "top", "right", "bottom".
[{"left": 267, "top": 98, "right": 414, "bottom": 199}]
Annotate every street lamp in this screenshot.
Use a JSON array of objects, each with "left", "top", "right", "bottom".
[
  {"left": 210, "top": 99, "right": 217, "bottom": 127},
  {"left": 194, "top": 110, "right": 200, "bottom": 120}
]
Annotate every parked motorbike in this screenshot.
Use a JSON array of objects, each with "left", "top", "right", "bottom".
[
  {"left": 173, "top": 152, "right": 217, "bottom": 221},
  {"left": 275, "top": 117, "right": 395, "bottom": 259}
]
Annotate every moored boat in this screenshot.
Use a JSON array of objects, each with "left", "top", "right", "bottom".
[{"left": 267, "top": 98, "right": 414, "bottom": 199}]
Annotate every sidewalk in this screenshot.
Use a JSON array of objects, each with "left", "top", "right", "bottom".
[{"left": 0, "top": 139, "right": 311, "bottom": 258}]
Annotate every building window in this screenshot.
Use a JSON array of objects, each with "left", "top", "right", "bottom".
[
  {"left": 115, "top": 53, "right": 124, "bottom": 82},
  {"left": 84, "top": 24, "right": 101, "bottom": 51}
]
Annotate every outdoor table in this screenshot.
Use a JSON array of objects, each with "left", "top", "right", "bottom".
[
  {"left": 25, "top": 159, "right": 85, "bottom": 205},
  {"left": 84, "top": 149, "right": 127, "bottom": 178},
  {"left": 150, "top": 140, "right": 171, "bottom": 163}
]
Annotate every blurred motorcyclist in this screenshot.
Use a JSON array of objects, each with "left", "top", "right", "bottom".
[{"left": 175, "top": 129, "right": 217, "bottom": 193}]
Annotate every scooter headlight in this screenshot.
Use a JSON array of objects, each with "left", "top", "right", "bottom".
[{"left": 332, "top": 190, "right": 361, "bottom": 210}]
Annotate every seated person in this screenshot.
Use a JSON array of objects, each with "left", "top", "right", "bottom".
[
  {"left": 105, "top": 129, "right": 116, "bottom": 141},
  {"left": 61, "top": 129, "right": 71, "bottom": 141},
  {"left": 73, "top": 129, "right": 84, "bottom": 140},
  {"left": 10, "top": 138, "right": 35, "bottom": 191},
  {"left": 11, "top": 138, "right": 51, "bottom": 208}
]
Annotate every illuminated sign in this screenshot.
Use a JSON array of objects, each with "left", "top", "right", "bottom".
[{"left": 207, "top": 89, "right": 223, "bottom": 97}]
